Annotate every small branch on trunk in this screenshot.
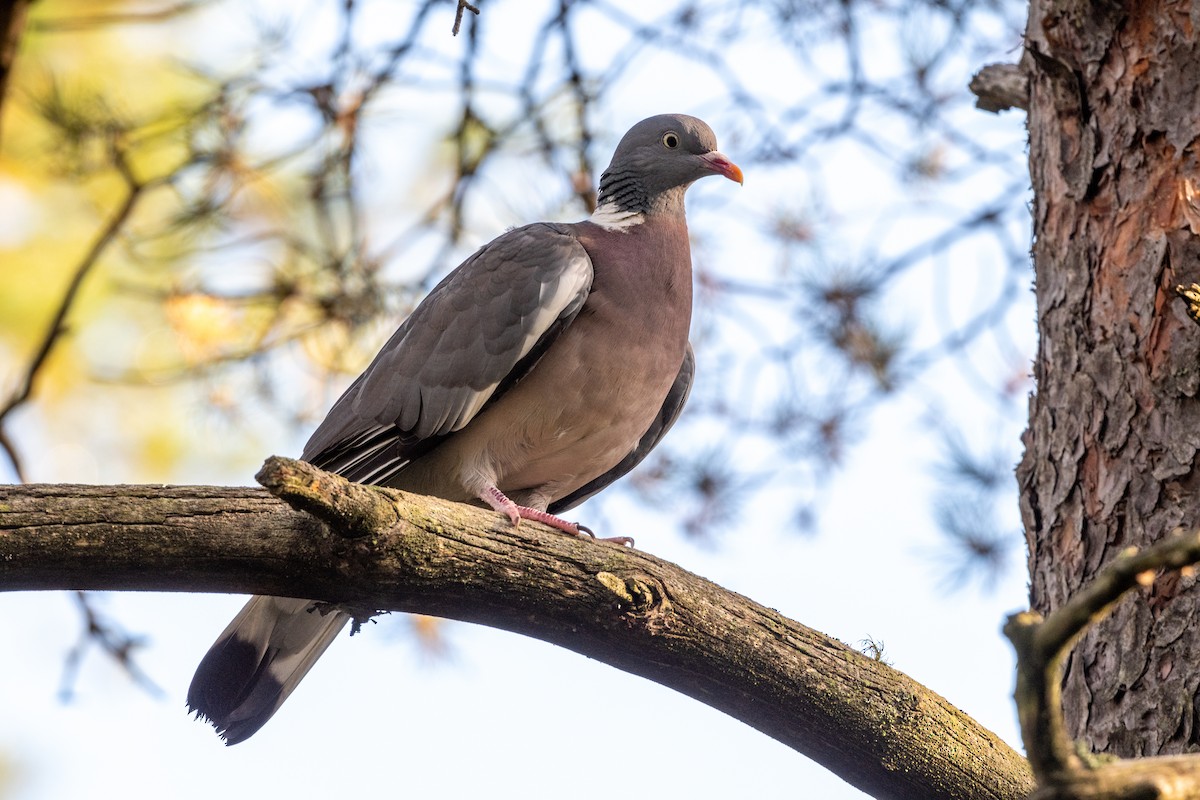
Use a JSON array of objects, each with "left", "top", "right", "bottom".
[
  {"left": 1005, "top": 529, "right": 1200, "bottom": 800},
  {"left": 969, "top": 63, "right": 1029, "bottom": 113}
]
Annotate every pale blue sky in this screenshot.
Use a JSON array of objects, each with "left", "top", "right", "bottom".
[{"left": 1, "top": 1, "right": 1032, "bottom": 797}]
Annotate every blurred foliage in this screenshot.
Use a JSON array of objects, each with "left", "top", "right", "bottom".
[{"left": 1, "top": 0, "right": 1031, "bottom": 572}]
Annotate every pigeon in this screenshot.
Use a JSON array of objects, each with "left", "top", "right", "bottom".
[{"left": 187, "top": 113, "right": 742, "bottom": 744}]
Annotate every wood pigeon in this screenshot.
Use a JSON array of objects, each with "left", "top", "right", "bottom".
[{"left": 187, "top": 113, "right": 742, "bottom": 744}]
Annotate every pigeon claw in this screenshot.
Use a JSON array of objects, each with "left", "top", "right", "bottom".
[
  {"left": 479, "top": 486, "right": 578, "bottom": 534},
  {"left": 516, "top": 506, "right": 582, "bottom": 536},
  {"left": 575, "top": 523, "right": 635, "bottom": 547},
  {"left": 481, "top": 486, "right": 522, "bottom": 526},
  {"left": 478, "top": 487, "right": 631, "bottom": 545}
]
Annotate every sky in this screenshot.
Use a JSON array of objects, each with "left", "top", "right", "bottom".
[{"left": 0, "top": 1, "right": 1033, "bottom": 798}]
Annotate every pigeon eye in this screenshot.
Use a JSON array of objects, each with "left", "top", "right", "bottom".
[{"left": 662, "top": 132, "right": 680, "bottom": 149}]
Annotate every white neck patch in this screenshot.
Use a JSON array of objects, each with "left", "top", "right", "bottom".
[{"left": 590, "top": 202, "right": 645, "bottom": 232}]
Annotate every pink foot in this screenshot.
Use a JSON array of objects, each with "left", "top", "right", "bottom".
[{"left": 479, "top": 487, "right": 634, "bottom": 547}]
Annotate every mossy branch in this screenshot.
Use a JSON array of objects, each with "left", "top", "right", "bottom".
[{"left": 2, "top": 457, "right": 1033, "bottom": 800}]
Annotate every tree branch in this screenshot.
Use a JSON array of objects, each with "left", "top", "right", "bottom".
[
  {"left": 969, "top": 63, "right": 1029, "bottom": 113},
  {"left": 0, "top": 457, "right": 1033, "bottom": 800},
  {"left": 1005, "top": 530, "right": 1200, "bottom": 800}
]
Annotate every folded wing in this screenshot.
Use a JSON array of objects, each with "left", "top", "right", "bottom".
[{"left": 303, "top": 223, "right": 594, "bottom": 485}]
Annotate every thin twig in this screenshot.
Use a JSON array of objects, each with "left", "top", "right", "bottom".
[
  {"left": 452, "top": 1, "right": 479, "bottom": 36},
  {"left": 0, "top": 147, "right": 144, "bottom": 480},
  {"left": 59, "top": 592, "right": 163, "bottom": 702}
]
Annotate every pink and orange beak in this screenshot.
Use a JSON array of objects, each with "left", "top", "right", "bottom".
[{"left": 700, "top": 151, "right": 744, "bottom": 185}]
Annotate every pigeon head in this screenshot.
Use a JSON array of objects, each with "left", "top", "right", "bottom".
[{"left": 596, "top": 114, "right": 742, "bottom": 218}]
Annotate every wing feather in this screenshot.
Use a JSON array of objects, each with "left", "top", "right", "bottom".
[{"left": 302, "top": 223, "right": 593, "bottom": 484}]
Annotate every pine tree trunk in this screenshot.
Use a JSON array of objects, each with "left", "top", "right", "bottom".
[{"left": 1019, "top": 0, "right": 1200, "bottom": 756}]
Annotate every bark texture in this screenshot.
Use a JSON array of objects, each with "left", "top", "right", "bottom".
[
  {"left": 0, "top": 461, "right": 1035, "bottom": 800},
  {"left": 1019, "top": 0, "right": 1200, "bottom": 757}
]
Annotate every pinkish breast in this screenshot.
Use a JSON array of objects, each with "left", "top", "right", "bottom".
[{"left": 406, "top": 215, "right": 696, "bottom": 507}]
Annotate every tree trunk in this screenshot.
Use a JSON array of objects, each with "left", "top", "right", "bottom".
[{"left": 1018, "top": 0, "right": 1200, "bottom": 756}]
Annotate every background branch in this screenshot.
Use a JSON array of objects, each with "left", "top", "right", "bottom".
[
  {"left": 0, "top": 0, "right": 31, "bottom": 145},
  {"left": 0, "top": 147, "right": 145, "bottom": 480},
  {"left": 59, "top": 590, "right": 164, "bottom": 702},
  {"left": 0, "top": 459, "right": 1034, "bottom": 800}
]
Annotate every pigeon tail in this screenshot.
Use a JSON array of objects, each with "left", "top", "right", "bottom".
[{"left": 187, "top": 596, "right": 349, "bottom": 745}]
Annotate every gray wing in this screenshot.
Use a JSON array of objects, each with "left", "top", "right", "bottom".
[
  {"left": 549, "top": 343, "right": 695, "bottom": 514},
  {"left": 302, "top": 222, "right": 593, "bottom": 484}
]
